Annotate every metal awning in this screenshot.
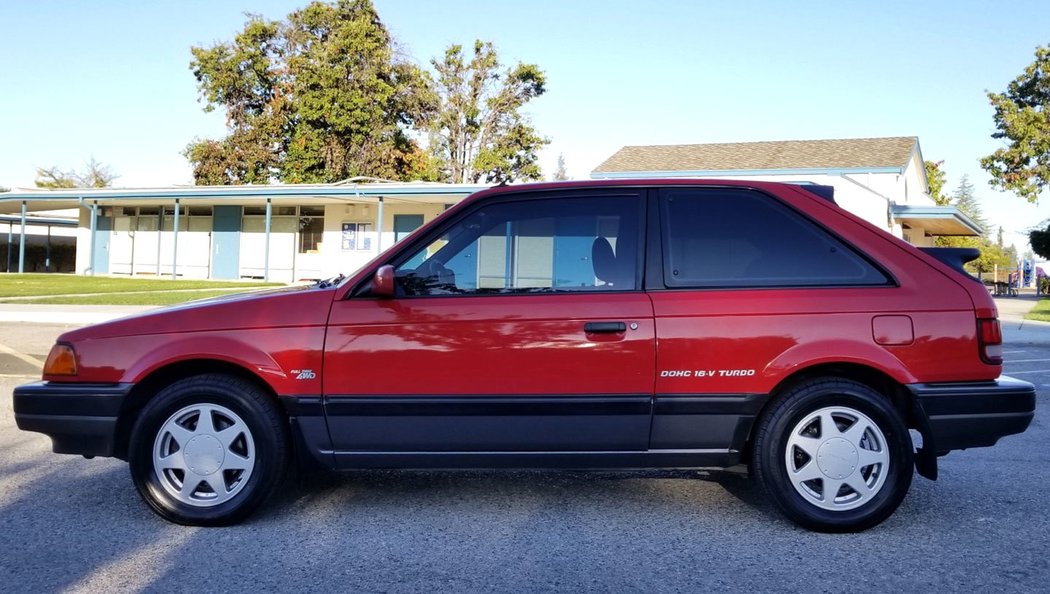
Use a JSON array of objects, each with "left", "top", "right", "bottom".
[
  {"left": 0, "top": 181, "right": 491, "bottom": 215},
  {"left": 890, "top": 205, "right": 982, "bottom": 237}
]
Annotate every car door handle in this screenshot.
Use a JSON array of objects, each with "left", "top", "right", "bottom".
[{"left": 584, "top": 321, "right": 627, "bottom": 334}]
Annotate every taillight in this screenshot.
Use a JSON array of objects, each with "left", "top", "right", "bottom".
[
  {"left": 977, "top": 318, "right": 1003, "bottom": 365},
  {"left": 43, "top": 343, "right": 78, "bottom": 376}
]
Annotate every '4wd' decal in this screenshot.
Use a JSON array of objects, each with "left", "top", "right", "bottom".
[{"left": 292, "top": 369, "right": 317, "bottom": 380}]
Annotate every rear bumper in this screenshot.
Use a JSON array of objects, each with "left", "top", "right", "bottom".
[
  {"left": 909, "top": 376, "right": 1036, "bottom": 453},
  {"left": 13, "top": 382, "right": 133, "bottom": 457}
]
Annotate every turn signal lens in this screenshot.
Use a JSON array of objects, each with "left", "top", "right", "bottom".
[{"left": 43, "top": 343, "right": 78, "bottom": 376}]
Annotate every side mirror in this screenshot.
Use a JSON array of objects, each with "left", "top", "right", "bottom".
[{"left": 373, "top": 265, "right": 395, "bottom": 298}]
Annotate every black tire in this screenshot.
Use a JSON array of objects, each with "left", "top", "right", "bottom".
[
  {"left": 128, "top": 373, "right": 289, "bottom": 526},
  {"left": 751, "top": 378, "right": 913, "bottom": 533}
]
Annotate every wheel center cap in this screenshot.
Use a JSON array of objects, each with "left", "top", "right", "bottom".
[
  {"left": 816, "top": 437, "right": 859, "bottom": 479},
  {"left": 183, "top": 435, "right": 224, "bottom": 476}
]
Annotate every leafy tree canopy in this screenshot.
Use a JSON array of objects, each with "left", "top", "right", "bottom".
[
  {"left": 35, "top": 158, "right": 117, "bottom": 188},
  {"left": 428, "top": 40, "right": 548, "bottom": 184},
  {"left": 187, "top": 0, "right": 435, "bottom": 184},
  {"left": 1030, "top": 225, "right": 1050, "bottom": 259},
  {"left": 980, "top": 43, "right": 1050, "bottom": 203},
  {"left": 924, "top": 160, "right": 949, "bottom": 205}
]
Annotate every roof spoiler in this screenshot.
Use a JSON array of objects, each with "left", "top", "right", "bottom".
[
  {"left": 919, "top": 247, "right": 981, "bottom": 280},
  {"left": 792, "top": 184, "right": 836, "bottom": 204}
]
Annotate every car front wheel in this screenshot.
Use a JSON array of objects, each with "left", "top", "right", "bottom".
[
  {"left": 752, "top": 378, "right": 914, "bottom": 532},
  {"left": 128, "top": 374, "right": 289, "bottom": 526}
]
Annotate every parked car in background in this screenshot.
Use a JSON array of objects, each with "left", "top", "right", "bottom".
[{"left": 14, "top": 179, "right": 1036, "bottom": 531}]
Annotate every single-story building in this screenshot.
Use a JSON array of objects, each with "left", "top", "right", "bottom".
[
  {"left": 0, "top": 181, "right": 487, "bottom": 282},
  {"left": 0, "top": 213, "right": 78, "bottom": 273},
  {"left": 591, "top": 136, "right": 981, "bottom": 246}
]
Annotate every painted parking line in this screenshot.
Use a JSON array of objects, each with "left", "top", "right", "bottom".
[
  {"left": 1002, "top": 350, "right": 1028, "bottom": 354},
  {"left": 0, "top": 373, "right": 39, "bottom": 379},
  {"left": 0, "top": 343, "right": 45, "bottom": 370},
  {"left": 1003, "top": 358, "right": 1050, "bottom": 363},
  {"left": 1002, "top": 369, "right": 1050, "bottom": 376}
]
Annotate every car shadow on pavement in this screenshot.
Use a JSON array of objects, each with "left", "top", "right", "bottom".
[{"left": 272, "top": 466, "right": 788, "bottom": 529}]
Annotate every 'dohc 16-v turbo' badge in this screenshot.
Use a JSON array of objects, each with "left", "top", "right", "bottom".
[{"left": 660, "top": 369, "right": 756, "bottom": 378}]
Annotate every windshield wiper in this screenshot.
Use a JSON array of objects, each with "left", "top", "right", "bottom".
[{"left": 316, "top": 274, "right": 345, "bottom": 289}]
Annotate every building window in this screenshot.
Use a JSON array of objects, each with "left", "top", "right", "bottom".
[
  {"left": 341, "top": 222, "right": 373, "bottom": 251},
  {"left": 136, "top": 207, "right": 160, "bottom": 231},
  {"left": 242, "top": 205, "right": 295, "bottom": 233},
  {"left": 299, "top": 206, "right": 325, "bottom": 253}
]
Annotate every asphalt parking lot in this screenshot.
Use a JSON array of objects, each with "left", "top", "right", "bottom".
[{"left": 0, "top": 311, "right": 1047, "bottom": 593}]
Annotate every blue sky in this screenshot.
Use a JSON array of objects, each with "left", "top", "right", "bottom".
[{"left": 1, "top": 0, "right": 1047, "bottom": 249}]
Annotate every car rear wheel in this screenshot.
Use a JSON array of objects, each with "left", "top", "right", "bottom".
[
  {"left": 752, "top": 378, "right": 913, "bottom": 532},
  {"left": 128, "top": 374, "right": 289, "bottom": 526}
]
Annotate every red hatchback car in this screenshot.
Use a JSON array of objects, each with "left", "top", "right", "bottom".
[{"left": 14, "top": 180, "right": 1036, "bottom": 531}]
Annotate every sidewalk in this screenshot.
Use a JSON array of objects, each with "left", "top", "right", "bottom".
[
  {"left": 994, "top": 293, "right": 1041, "bottom": 322},
  {"left": 0, "top": 304, "right": 157, "bottom": 325}
]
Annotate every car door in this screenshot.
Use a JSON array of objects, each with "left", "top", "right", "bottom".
[{"left": 323, "top": 190, "right": 655, "bottom": 464}]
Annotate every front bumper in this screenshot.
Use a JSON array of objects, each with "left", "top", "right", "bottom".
[
  {"left": 13, "top": 382, "right": 133, "bottom": 457},
  {"left": 909, "top": 376, "right": 1036, "bottom": 454}
]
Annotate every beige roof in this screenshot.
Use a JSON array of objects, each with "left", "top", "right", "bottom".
[{"left": 593, "top": 136, "right": 919, "bottom": 173}]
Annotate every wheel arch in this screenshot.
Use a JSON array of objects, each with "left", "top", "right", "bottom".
[
  {"left": 112, "top": 359, "right": 279, "bottom": 460},
  {"left": 742, "top": 362, "right": 922, "bottom": 466}
]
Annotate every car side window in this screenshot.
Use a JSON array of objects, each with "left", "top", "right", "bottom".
[
  {"left": 660, "top": 188, "right": 889, "bottom": 288},
  {"left": 394, "top": 195, "right": 640, "bottom": 296}
]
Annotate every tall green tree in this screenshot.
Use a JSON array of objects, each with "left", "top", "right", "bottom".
[
  {"left": 428, "top": 40, "right": 548, "bottom": 184},
  {"left": 34, "top": 158, "right": 117, "bottom": 188},
  {"left": 935, "top": 174, "right": 1009, "bottom": 277},
  {"left": 951, "top": 175, "right": 989, "bottom": 232},
  {"left": 186, "top": 0, "right": 435, "bottom": 184},
  {"left": 924, "top": 160, "right": 949, "bottom": 205},
  {"left": 980, "top": 43, "right": 1050, "bottom": 203},
  {"left": 552, "top": 153, "right": 569, "bottom": 181}
]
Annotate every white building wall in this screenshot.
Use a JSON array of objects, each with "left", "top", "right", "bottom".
[
  {"left": 75, "top": 208, "right": 92, "bottom": 275},
  {"left": 320, "top": 202, "right": 448, "bottom": 279}
]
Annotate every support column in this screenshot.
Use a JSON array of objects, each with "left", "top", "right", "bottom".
[
  {"left": 5, "top": 222, "right": 11, "bottom": 272},
  {"left": 155, "top": 209, "right": 162, "bottom": 277},
  {"left": 89, "top": 201, "right": 98, "bottom": 276},
  {"left": 18, "top": 201, "right": 27, "bottom": 273},
  {"left": 375, "top": 196, "right": 384, "bottom": 252},
  {"left": 172, "top": 199, "right": 180, "bottom": 280},
  {"left": 46, "top": 225, "right": 52, "bottom": 272},
  {"left": 264, "top": 198, "right": 272, "bottom": 282}
]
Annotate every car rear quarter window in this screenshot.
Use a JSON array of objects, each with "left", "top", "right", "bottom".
[{"left": 659, "top": 188, "right": 889, "bottom": 288}]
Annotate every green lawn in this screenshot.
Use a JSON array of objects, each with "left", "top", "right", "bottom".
[
  {"left": 0, "top": 273, "right": 282, "bottom": 305},
  {"left": 0, "top": 273, "right": 279, "bottom": 297},
  {"left": 1025, "top": 299, "right": 1050, "bottom": 322},
  {"left": 13, "top": 289, "right": 265, "bottom": 306}
]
